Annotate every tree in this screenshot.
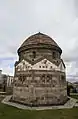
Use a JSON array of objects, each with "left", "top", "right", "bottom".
[{"left": 67, "top": 82, "right": 74, "bottom": 96}]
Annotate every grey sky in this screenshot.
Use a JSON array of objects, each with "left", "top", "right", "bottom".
[{"left": 0, "top": 0, "right": 78, "bottom": 82}]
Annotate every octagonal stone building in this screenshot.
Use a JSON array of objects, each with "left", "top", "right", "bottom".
[{"left": 13, "top": 32, "right": 67, "bottom": 106}]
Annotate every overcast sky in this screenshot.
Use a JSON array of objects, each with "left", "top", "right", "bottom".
[{"left": 0, "top": 0, "right": 78, "bottom": 82}]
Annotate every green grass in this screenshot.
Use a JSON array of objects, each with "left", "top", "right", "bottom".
[{"left": 0, "top": 103, "right": 78, "bottom": 119}]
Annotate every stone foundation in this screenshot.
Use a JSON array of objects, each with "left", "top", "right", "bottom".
[{"left": 13, "top": 85, "right": 67, "bottom": 106}]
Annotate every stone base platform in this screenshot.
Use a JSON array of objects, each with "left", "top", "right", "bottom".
[
  {"left": 10, "top": 97, "right": 68, "bottom": 107},
  {"left": 1, "top": 95, "right": 78, "bottom": 110}
]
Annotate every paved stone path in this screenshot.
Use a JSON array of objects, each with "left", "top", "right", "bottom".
[{"left": 1, "top": 95, "right": 78, "bottom": 110}]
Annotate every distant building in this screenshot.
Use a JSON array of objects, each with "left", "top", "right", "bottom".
[
  {"left": 0, "top": 70, "right": 14, "bottom": 92},
  {"left": 7, "top": 75, "right": 14, "bottom": 87}
]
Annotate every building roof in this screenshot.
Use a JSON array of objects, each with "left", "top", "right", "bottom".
[
  {"left": 21, "top": 32, "right": 59, "bottom": 47},
  {"left": 18, "top": 32, "right": 62, "bottom": 53}
]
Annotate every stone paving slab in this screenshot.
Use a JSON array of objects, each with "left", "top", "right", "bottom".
[{"left": 1, "top": 95, "right": 78, "bottom": 110}]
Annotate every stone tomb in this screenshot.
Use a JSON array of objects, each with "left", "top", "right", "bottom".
[{"left": 12, "top": 33, "right": 67, "bottom": 106}]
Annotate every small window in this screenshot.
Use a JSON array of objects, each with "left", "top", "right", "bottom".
[
  {"left": 43, "top": 66, "right": 45, "bottom": 68},
  {"left": 39, "top": 66, "right": 41, "bottom": 68},
  {"left": 42, "top": 75, "right": 45, "bottom": 83},
  {"left": 33, "top": 51, "right": 36, "bottom": 58},
  {"left": 46, "top": 75, "right": 50, "bottom": 82},
  {"left": 53, "top": 52, "right": 56, "bottom": 59},
  {"left": 61, "top": 75, "right": 65, "bottom": 80},
  {"left": 61, "top": 75, "right": 65, "bottom": 85}
]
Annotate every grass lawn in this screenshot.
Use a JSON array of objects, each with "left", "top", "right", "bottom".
[{"left": 0, "top": 103, "right": 78, "bottom": 119}]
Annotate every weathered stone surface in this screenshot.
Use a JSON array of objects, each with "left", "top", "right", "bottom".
[{"left": 13, "top": 33, "right": 67, "bottom": 106}]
